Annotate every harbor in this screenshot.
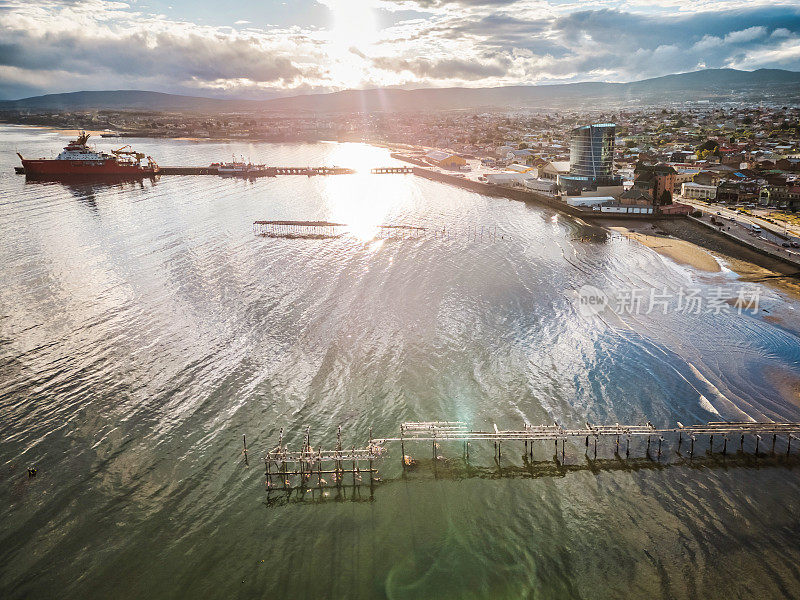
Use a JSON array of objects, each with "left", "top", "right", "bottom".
[{"left": 3, "top": 128, "right": 800, "bottom": 600}]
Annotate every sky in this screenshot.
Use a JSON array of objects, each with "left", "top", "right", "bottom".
[{"left": 0, "top": 0, "right": 799, "bottom": 100}]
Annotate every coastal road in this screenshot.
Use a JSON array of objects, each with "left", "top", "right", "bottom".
[
  {"left": 680, "top": 198, "right": 800, "bottom": 267},
  {"left": 679, "top": 197, "right": 800, "bottom": 242}
]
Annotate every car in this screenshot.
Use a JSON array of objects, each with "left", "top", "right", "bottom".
[
  {"left": 727, "top": 216, "right": 735, "bottom": 222},
  {"left": 716, "top": 211, "right": 722, "bottom": 215},
  {"left": 782, "top": 242, "right": 791, "bottom": 247},
  {"left": 792, "top": 241, "right": 800, "bottom": 248}
]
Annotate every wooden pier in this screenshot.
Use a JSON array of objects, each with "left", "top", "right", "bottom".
[
  {"left": 155, "top": 166, "right": 355, "bottom": 177},
  {"left": 263, "top": 426, "right": 384, "bottom": 493},
  {"left": 370, "top": 166, "right": 412, "bottom": 174},
  {"left": 253, "top": 220, "right": 348, "bottom": 237},
  {"left": 386, "top": 420, "right": 800, "bottom": 463},
  {"left": 259, "top": 419, "right": 800, "bottom": 498},
  {"left": 253, "top": 220, "right": 431, "bottom": 238},
  {"left": 254, "top": 220, "right": 500, "bottom": 241},
  {"left": 272, "top": 166, "right": 355, "bottom": 176}
]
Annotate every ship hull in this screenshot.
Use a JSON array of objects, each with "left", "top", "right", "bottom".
[{"left": 21, "top": 159, "right": 157, "bottom": 179}]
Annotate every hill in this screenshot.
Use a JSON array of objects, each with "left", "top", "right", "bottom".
[{"left": 2, "top": 69, "right": 799, "bottom": 113}]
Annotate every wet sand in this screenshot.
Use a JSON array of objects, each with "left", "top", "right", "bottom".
[
  {"left": 595, "top": 218, "right": 800, "bottom": 301},
  {"left": 606, "top": 223, "right": 721, "bottom": 272},
  {"left": 765, "top": 366, "right": 800, "bottom": 409}
]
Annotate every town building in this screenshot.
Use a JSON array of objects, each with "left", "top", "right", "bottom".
[
  {"left": 681, "top": 182, "right": 717, "bottom": 200},
  {"left": 634, "top": 163, "right": 677, "bottom": 204},
  {"left": 524, "top": 178, "right": 559, "bottom": 195},
  {"left": 424, "top": 150, "right": 466, "bottom": 169},
  {"left": 568, "top": 123, "right": 619, "bottom": 185}
]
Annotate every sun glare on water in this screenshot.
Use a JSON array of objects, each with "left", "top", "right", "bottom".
[{"left": 322, "top": 143, "right": 411, "bottom": 242}]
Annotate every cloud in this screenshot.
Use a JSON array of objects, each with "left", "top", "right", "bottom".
[{"left": 372, "top": 56, "right": 508, "bottom": 79}]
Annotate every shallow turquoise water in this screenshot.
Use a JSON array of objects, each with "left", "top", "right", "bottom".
[{"left": 1, "top": 126, "right": 800, "bottom": 599}]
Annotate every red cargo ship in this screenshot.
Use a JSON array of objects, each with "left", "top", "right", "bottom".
[{"left": 17, "top": 131, "right": 159, "bottom": 178}]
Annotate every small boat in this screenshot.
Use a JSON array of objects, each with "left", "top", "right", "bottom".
[{"left": 213, "top": 155, "right": 266, "bottom": 176}]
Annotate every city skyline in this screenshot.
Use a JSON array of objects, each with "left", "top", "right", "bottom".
[{"left": 1, "top": 0, "right": 800, "bottom": 100}]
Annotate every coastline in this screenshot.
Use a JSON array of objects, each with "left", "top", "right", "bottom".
[{"left": 593, "top": 217, "right": 800, "bottom": 300}]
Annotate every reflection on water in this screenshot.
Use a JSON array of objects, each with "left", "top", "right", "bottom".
[{"left": 1, "top": 127, "right": 800, "bottom": 600}]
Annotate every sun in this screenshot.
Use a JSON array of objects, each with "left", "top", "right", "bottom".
[{"left": 321, "top": 0, "right": 379, "bottom": 87}]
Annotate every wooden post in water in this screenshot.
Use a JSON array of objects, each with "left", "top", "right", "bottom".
[
  {"left": 740, "top": 434, "right": 744, "bottom": 452},
  {"left": 243, "top": 434, "right": 248, "bottom": 466},
  {"left": 400, "top": 424, "right": 406, "bottom": 469},
  {"left": 337, "top": 425, "right": 343, "bottom": 485},
  {"left": 772, "top": 433, "right": 777, "bottom": 455},
  {"left": 626, "top": 435, "right": 630, "bottom": 458},
  {"left": 368, "top": 427, "right": 374, "bottom": 486},
  {"left": 352, "top": 446, "right": 357, "bottom": 486},
  {"left": 755, "top": 434, "right": 761, "bottom": 457},
  {"left": 789, "top": 434, "right": 795, "bottom": 455},
  {"left": 690, "top": 435, "right": 695, "bottom": 458},
  {"left": 723, "top": 435, "right": 728, "bottom": 455},
  {"left": 658, "top": 436, "right": 663, "bottom": 459},
  {"left": 709, "top": 434, "right": 713, "bottom": 452}
]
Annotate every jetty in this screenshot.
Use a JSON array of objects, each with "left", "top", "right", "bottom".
[
  {"left": 259, "top": 419, "right": 800, "bottom": 498},
  {"left": 155, "top": 166, "right": 356, "bottom": 177},
  {"left": 370, "top": 166, "right": 412, "bottom": 174}
]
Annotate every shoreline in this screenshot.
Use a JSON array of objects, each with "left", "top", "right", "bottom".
[{"left": 593, "top": 217, "right": 800, "bottom": 300}]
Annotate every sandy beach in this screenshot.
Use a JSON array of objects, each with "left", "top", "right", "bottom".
[
  {"left": 606, "top": 223, "right": 721, "bottom": 272},
  {"left": 595, "top": 218, "right": 800, "bottom": 301}
]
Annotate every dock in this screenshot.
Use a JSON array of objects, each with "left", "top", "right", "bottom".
[
  {"left": 370, "top": 166, "right": 412, "bottom": 174},
  {"left": 156, "top": 166, "right": 356, "bottom": 177},
  {"left": 15, "top": 165, "right": 402, "bottom": 177},
  {"left": 258, "top": 419, "right": 800, "bottom": 500}
]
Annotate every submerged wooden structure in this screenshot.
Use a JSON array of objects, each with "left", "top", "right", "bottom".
[
  {"left": 259, "top": 420, "right": 800, "bottom": 499},
  {"left": 263, "top": 426, "right": 385, "bottom": 493},
  {"left": 253, "top": 220, "right": 499, "bottom": 240}
]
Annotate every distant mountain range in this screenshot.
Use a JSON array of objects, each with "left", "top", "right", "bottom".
[{"left": 2, "top": 68, "right": 799, "bottom": 113}]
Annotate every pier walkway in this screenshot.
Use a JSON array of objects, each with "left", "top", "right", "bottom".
[
  {"left": 370, "top": 166, "right": 412, "bottom": 174},
  {"left": 157, "top": 166, "right": 356, "bottom": 177},
  {"left": 258, "top": 419, "right": 800, "bottom": 498}
]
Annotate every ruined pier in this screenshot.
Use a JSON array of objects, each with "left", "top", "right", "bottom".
[{"left": 258, "top": 419, "right": 800, "bottom": 502}]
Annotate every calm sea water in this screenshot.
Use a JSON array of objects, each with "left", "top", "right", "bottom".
[{"left": 2, "top": 125, "right": 800, "bottom": 599}]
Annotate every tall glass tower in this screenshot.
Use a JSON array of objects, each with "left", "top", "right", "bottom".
[{"left": 569, "top": 123, "right": 616, "bottom": 184}]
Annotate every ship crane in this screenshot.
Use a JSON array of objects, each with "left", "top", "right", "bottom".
[{"left": 112, "top": 145, "right": 146, "bottom": 162}]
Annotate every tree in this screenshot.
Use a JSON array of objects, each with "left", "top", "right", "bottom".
[{"left": 659, "top": 189, "right": 673, "bottom": 205}]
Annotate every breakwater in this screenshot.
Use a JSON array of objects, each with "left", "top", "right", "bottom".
[{"left": 409, "top": 166, "right": 681, "bottom": 221}]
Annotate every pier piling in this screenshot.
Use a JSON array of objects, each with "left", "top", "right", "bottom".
[{"left": 261, "top": 420, "right": 800, "bottom": 497}]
